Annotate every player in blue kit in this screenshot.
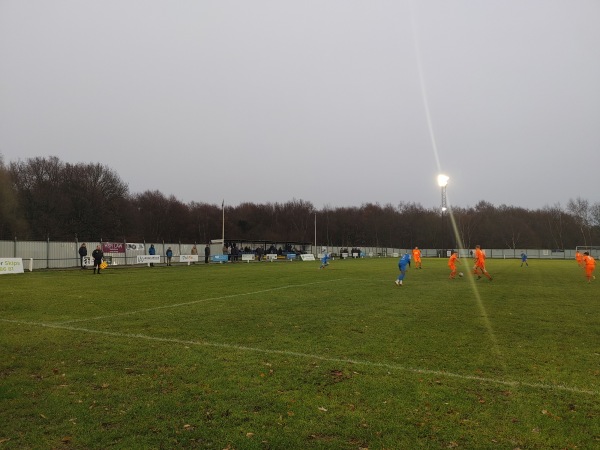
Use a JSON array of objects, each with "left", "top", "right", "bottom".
[
  {"left": 395, "top": 253, "right": 411, "bottom": 286},
  {"left": 319, "top": 252, "right": 330, "bottom": 269}
]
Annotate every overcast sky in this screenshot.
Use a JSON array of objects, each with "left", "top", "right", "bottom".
[{"left": 1, "top": 0, "right": 598, "bottom": 211}]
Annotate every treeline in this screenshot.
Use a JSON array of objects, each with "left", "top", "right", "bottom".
[{"left": 1, "top": 156, "right": 599, "bottom": 249}]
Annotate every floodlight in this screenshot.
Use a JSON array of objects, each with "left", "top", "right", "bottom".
[{"left": 437, "top": 174, "right": 449, "bottom": 187}]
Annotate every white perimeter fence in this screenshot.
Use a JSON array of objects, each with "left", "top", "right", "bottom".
[{"left": 0, "top": 240, "right": 591, "bottom": 271}]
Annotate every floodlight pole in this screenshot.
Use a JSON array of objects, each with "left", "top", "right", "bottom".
[
  {"left": 437, "top": 175, "right": 449, "bottom": 258},
  {"left": 441, "top": 185, "right": 447, "bottom": 256}
]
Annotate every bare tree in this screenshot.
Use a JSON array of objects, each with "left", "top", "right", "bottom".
[
  {"left": 0, "top": 156, "right": 28, "bottom": 239},
  {"left": 134, "top": 190, "right": 173, "bottom": 242},
  {"left": 567, "top": 197, "right": 591, "bottom": 246},
  {"left": 590, "top": 202, "right": 600, "bottom": 228},
  {"left": 63, "top": 162, "right": 130, "bottom": 240},
  {"left": 3, "top": 155, "right": 600, "bottom": 248},
  {"left": 542, "top": 203, "right": 566, "bottom": 249},
  {"left": 9, "top": 156, "right": 67, "bottom": 239},
  {"left": 189, "top": 201, "right": 221, "bottom": 244}
]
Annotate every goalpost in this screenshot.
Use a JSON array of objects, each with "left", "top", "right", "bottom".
[{"left": 575, "top": 246, "right": 600, "bottom": 258}]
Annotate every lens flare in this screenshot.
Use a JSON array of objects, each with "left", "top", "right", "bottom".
[{"left": 408, "top": 0, "right": 506, "bottom": 370}]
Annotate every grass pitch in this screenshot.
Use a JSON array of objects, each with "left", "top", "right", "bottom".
[{"left": 1, "top": 257, "right": 599, "bottom": 449}]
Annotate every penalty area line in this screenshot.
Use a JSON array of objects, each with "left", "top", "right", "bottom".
[
  {"left": 1, "top": 318, "right": 598, "bottom": 397},
  {"left": 56, "top": 278, "right": 346, "bottom": 325}
]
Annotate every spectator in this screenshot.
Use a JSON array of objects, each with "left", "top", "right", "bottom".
[
  {"left": 205, "top": 244, "right": 210, "bottom": 264},
  {"left": 92, "top": 245, "right": 104, "bottom": 275},
  {"left": 191, "top": 245, "right": 198, "bottom": 264},
  {"left": 149, "top": 244, "right": 156, "bottom": 267},
  {"left": 166, "top": 247, "right": 173, "bottom": 266},
  {"left": 78, "top": 243, "right": 87, "bottom": 269}
]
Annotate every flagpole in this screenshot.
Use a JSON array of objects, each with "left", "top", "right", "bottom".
[
  {"left": 221, "top": 200, "right": 225, "bottom": 246},
  {"left": 314, "top": 211, "right": 317, "bottom": 256}
]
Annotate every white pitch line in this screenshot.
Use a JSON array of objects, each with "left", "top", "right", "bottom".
[
  {"left": 58, "top": 278, "right": 345, "bottom": 325},
  {"left": 1, "top": 318, "right": 598, "bottom": 397}
]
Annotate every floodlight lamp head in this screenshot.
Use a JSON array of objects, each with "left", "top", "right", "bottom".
[
  {"left": 441, "top": 206, "right": 447, "bottom": 212},
  {"left": 437, "top": 174, "right": 449, "bottom": 187}
]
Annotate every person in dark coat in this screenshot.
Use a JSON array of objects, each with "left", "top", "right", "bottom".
[
  {"left": 78, "top": 243, "right": 87, "bottom": 269},
  {"left": 92, "top": 245, "right": 104, "bottom": 274},
  {"left": 148, "top": 244, "right": 156, "bottom": 267},
  {"left": 204, "top": 244, "right": 210, "bottom": 264}
]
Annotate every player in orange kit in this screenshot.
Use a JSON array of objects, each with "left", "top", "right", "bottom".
[
  {"left": 448, "top": 250, "right": 460, "bottom": 279},
  {"left": 412, "top": 246, "right": 422, "bottom": 269},
  {"left": 472, "top": 245, "right": 492, "bottom": 280},
  {"left": 582, "top": 252, "right": 596, "bottom": 283},
  {"left": 575, "top": 250, "right": 584, "bottom": 268}
]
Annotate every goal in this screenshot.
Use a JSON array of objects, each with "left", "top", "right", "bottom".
[{"left": 575, "top": 246, "right": 600, "bottom": 258}]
